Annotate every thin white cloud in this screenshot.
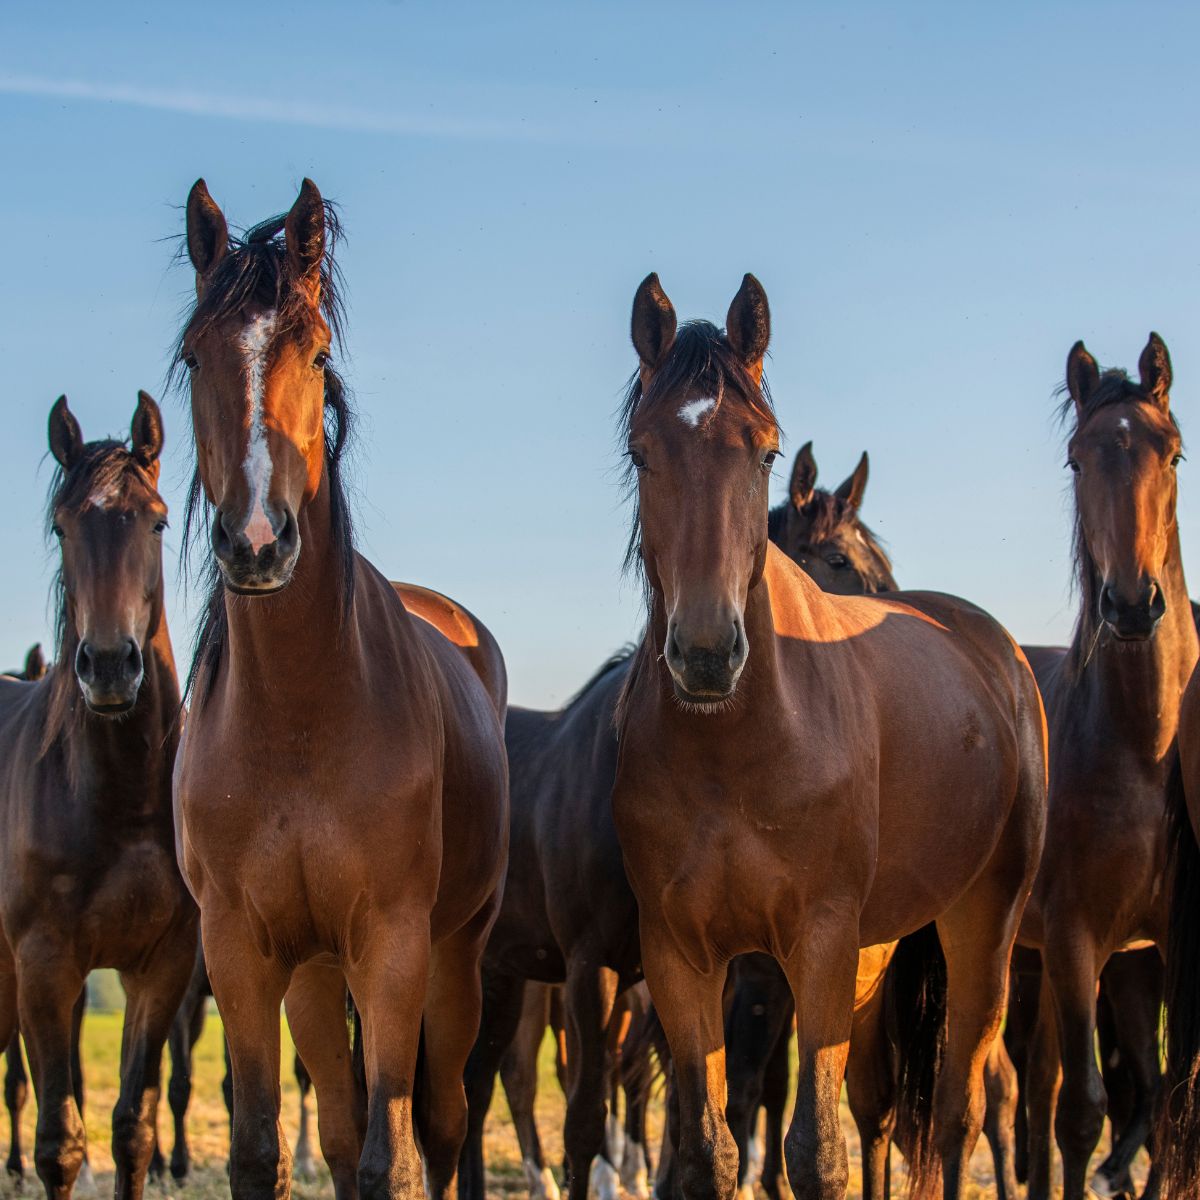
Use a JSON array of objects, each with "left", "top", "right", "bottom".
[{"left": 0, "top": 71, "right": 554, "bottom": 143}]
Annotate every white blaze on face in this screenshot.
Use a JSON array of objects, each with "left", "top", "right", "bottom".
[
  {"left": 239, "top": 310, "right": 278, "bottom": 553},
  {"left": 679, "top": 396, "right": 716, "bottom": 428}
]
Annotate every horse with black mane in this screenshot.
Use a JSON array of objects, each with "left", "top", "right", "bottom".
[
  {"left": 175, "top": 179, "right": 508, "bottom": 1200},
  {"left": 0, "top": 394, "right": 198, "bottom": 1200},
  {"left": 1017, "top": 336, "right": 1196, "bottom": 1200},
  {"left": 611, "top": 274, "right": 1045, "bottom": 1200}
]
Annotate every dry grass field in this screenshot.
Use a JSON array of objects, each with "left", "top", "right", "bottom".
[{"left": 0, "top": 1007, "right": 1146, "bottom": 1200}]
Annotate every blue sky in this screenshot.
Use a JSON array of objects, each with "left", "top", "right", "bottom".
[{"left": 1, "top": 2, "right": 1198, "bottom": 705}]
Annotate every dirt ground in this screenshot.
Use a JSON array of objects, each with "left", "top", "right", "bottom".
[{"left": 0, "top": 1009, "right": 1146, "bottom": 1200}]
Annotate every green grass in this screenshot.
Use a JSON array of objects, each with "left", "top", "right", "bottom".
[{"left": 0, "top": 1007, "right": 1141, "bottom": 1199}]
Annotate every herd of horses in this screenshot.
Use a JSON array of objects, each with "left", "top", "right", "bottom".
[{"left": 0, "top": 176, "right": 1197, "bottom": 1200}]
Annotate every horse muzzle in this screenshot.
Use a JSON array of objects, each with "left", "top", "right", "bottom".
[
  {"left": 212, "top": 504, "right": 300, "bottom": 595},
  {"left": 664, "top": 615, "right": 748, "bottom": 706},
  {"left": 1099, "top": 579, "right": 1166, "bottom": 641},
  {"left": 75, "top": 637, "right": 144, "bottom": 715}
]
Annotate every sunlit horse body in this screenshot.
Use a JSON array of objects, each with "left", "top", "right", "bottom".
[
  {"left": 0, "top": 395, "right": 198, "bottom": 1200},
  {"left": 1017, "top": 336, "right": 1196, "bottom": 1200},
  {"left": 611, "top": 274, "right": 1046, "bottom": 1200},
  {"left": 174, "top": 179, "right": 508, "bottom": 1200}
]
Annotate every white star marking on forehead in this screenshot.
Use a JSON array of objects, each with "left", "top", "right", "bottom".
[{"left": 679, "top": 397, "right": 716, "bottom": 428}]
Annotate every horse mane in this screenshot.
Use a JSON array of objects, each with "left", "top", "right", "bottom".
[
  {"left": 1059, "top": 368, "right": 1183, "bottom": 677},
  {"left": 171, "top": 206, "right": 357, "bottom": 707},
  {"left": 561, "top": 644, "right": 636, "bottom": 712},
  {"left": 618, "top": 320, "right": 776, "bottom": 594},
  {"left": 42, "top": 440, "right": 160, "bottom": 758},
  {"left": 767, "top": 488, "right": 897, "bottom": 593}
]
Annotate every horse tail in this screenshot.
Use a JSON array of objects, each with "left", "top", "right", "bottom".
[
  {"left": 887, "top": 923, "right": 947, "bottom": 1200},
  {"left": 619, "top": 999, "right": 671, "bottom": 1103},
  {"left": 1161, "top": 748, "right": 1200, "bottom": 1199}
]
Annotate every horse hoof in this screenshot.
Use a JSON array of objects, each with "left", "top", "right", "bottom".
[
  {"left": 619, "top": 1140, "right": 649, "bottom": 1200},
  {"left": 1088, "top": 1170, "right": 1119, "bottom": 1199},
  {"left": 589, "top": 1156, "right": 620, "bottom": 1200},
  {"left": 523, "top": 1158, "right": 561, "bottom": 1200}
]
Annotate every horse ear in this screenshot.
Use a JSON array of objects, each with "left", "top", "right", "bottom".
[
  {"left": 1138, "top": 332, "right": 1172, "bottom": 409},
  {"left": 48, "top": 395, "right": 83, "bottom": 470},
  {"left": 1066, "top": 340, "right": 1101, "bottom": 412},
  {"left": 834, "top": 452, "right": 870, "bottom": 514},
  {"left": 789, "top": 441, "right": 817, "bottom": 508},
  {"left": 725, "top": 273, "right": 770, "bottom": 384},
  {"left": 186, "top": 179, "right": 228, "bottom": 277},
  {"left": 23, "top": 644, "right": 44, "bottom": 681},
  {"left": 131, "top": 391, "right": 164, "bottom": 468},
  {"left": 285, "top": 178, "right": 326, "bottom": 296},
  {"left": 631, "top": 273, "right": 677, "bottom": 376}
]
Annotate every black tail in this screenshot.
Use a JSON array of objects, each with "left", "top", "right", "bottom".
[
  {"left": 1161, "top": 749, "right": 1200, "bottom": 1199},
  {"left": 620, "top": 1000, "right": 671, "bottom": 1104},
  {"left": 886, "top": 923, "right": 947, "bottom": 1200}
]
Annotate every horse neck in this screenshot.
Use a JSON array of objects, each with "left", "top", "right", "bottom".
[
  {"left": 61, "top": 611, "right": 180, "bottom": 801},
  {"left": 222, "top": 472, "right": 355, "bottom": 696},
  {"left": 1076, "top": 528, "right": 1198, "bottom": 762}
]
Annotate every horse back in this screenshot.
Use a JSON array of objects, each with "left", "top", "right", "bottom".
[{"left": 392, "top": 581, "right": 507, "bottom": 719}]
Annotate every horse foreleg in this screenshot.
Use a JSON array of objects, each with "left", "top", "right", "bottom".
[
  {"left": 112, "top": 937, "right": 195, "bottom": 1200},
  {"left": 778, "top": 926, "right": 857, "bottom": 1200},
  {"left": 165, "top": 969, "right": 207, "bottom": 1181},
  {"left": 206, "top": 915, "right": 293, "bottom": 1200},
  {"left": 845, "top": 977, "right": 893, "bottom": 1200},
  {"left": 500, "top": 982, "right": 560, "bottom": 1200},
  {"left": 757, "top": 1010, "right": 792, "bottom": 1200},
  {"left": 16, "top": 948, "right": 87, "bottom": 1200},
  {"left": 1042, "top": 937, "right": 1105, "bottom": 1200},
  {"left": 285, "top": 962, "right": 364, "bottom": 1200},
  {"left": 561, "top": 954, "right": 619, "bottom": 1200},
  {"left": 640, "top": 927, "right": 735, "bottom": 1200}
]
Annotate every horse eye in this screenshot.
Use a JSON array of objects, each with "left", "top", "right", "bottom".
[
  {"left": 628, "top": 449, "right": 647, "bottom": 472},
  {"left": 182, "top": 351, "right": 199, "bottom": 372},
  {"left": 313, "top": 349, "right": 331, "bottom": 370},
  {"left": 152, "top": 520, "right": 168, "bottom": 535},
  {"left": 1172, "top": 453, "right": 1184, "bottom": 468},
  {"left": 826, "top": 553, "right": 849, "bottom": 569},
  {"left": 762, "top": 450, "right": 779, "bottom": 469},
  {"left": 1067, "top": 458, "right": 1081, "bottom": 473},
  {"left": 51, "top": 523, "right": 64, "bottom": 539}
]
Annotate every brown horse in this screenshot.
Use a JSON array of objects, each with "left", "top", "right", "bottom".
[
  {"left": 1162, "top": 662, "right": 1200, "bottom": 1198},
  {"left": 610, "top": 274, "right": 1046, "bottom": 1200},
  {"left": 0, "top": 394, "right": 198, "bottom": 1200},
  {"left": 1017, "top": 336, "right": 1196, "bottom": 1200},
  {"left": 174, "top": 179, "right": 509, "bottom": 1200}
]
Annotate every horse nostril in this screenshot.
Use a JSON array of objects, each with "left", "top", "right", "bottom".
[
  {"left": 212, "top": 509, "right": 235, "bottom": 561},
  {"left": 1149, "top": 580, "right": 1166, "bottom": 619},
  {"left": 75, "top": 642, "right": 94, "bottom": 683},
  {"left": 275, "top": 506, "right": 299, "bottom": 557},
  {"left": 122, "top": 638, "right": 143, "bottom": 683},
  {"left": 729, "top": 623, "right": 746, "bottom": 669}
]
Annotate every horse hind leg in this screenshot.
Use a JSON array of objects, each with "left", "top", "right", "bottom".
[
  {"left": 500, "top": 982, "right": 560, "bottom": 1200},
  {"left": 285, "top": 962, "right": 365, "bottom": 1200},
  {"left": 412, "top": 906, "right": 498, "bottom": 1200},
  {"left": 757, "top": 1008, "right": 792, "bottom": 1200},
  {"left": 6, "top": 1032, "right": 28, "bottom": 1181},
  {"left": 560, "top": 956, "right": 619, "bottom": 1200},
  {"left": 844, "top": 975, "right": 893, "bottom": 1200},
  {"left": 458, "top": 969, "right": 528, "bottom": 1200},
  {"left": 981, "top": 1027, "right": 1020, "bottom": 1200},
  {"left": 292, "top": 1053, "right": 318, "bottom": 1181},
  {"left": 69, "top": 991, "right": 97, "bottom": 1198}
]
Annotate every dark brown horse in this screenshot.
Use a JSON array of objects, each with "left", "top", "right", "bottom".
[
  {"left": 174, "top": 179, "right": 508, "bottom": 1200},
  {"left": 0, "top": 394, "right": 198, "bottom": 1200},
  {"left": 1017, "top": 336, "right": 1196, "bottom": 1200},
  {"left": 1161, "top": 660, "right": 1200, "bottom": 1198},
  {"left": 611, "top": 274, "right": 1046, "bottom": 1200}
]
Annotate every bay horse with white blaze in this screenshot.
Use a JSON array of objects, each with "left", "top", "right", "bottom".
[
  {"left": 0, "top": 394, "right": 197, "bottom": 1200},
  {"left": 1017, "top": 335, "right": 1196, "bottom": 1200},
  {"left": 611, "top": 274, "right": 1046, "bottom": 1200},
  {"left": 174, "top": 179, "right": 508, "bottom": 1200}
]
